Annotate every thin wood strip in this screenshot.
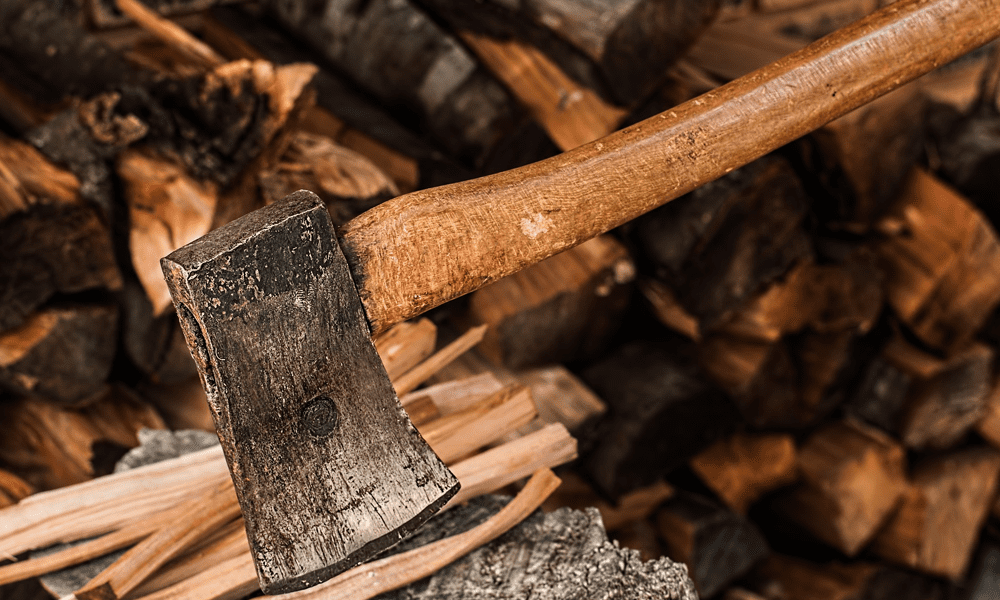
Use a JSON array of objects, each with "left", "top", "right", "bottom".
[
  {"left": 418, "top": 385, "right": 537, "bottom": 464},
  {"left": 75, "top": 480, "right": 241, "bottom": 600},
  {"left": 265, "top": 469, "right": 561, "bottom": 600},
  {"left": 115, "top": 0, "right": 225, "bottom": 69},
  {"left": 132, "top": 553, "right": 258, "bottom": 600},
  {"left": 446, "top": 423, "right": 576, "bottom": 507},
  {"left": 0, "top": 446, "right": 228, "bottom": 558},
  {"left": 393, "top": 325, "right": 488, "bottom": 395},
  {"left": 400, "top": 372, "right": 504, "bottom": 415}
]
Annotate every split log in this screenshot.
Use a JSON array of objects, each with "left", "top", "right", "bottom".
[
  {"left": 977, "top": 378, "right": 1000, "bottom": 449},
  {"left": 0, "top": 470, "right": 32, "bottom": 509},
  {"left": 849, "top": 335, "right": 994, "bottom": 450},
  {"left": 0, "top": 137, "right": 121, "bottom": 332},
  {"left": 689, "top": 432, "right": 798, "bottom": 515},
  {"left": 264, "top": 0, "right": 555, "bottom": 172},
  {"left": 776, "top": 419, "right": 907, "bottom": 555},
  {"left": 656, "top": 491, "right": 770, "bottom": 598},
  {"left": 0, "top": 305, "right": 118, "bottom": 404},
  {"left": 581, "top": 340, "right": 741, "bottom": 498},
  {"left": 543, "top": 472, "right": 674, "bottom": 532},
  {"left": 514, "top": 365, "right": 606, "bottom": 435},
  {"left": 466, "top": 235, "right": 635, "bottom": 368},
  {"left": 376, "top": 496, "right": 697, "bottom": 600},
  {"left": 871, "top": 446, "right": 1000, "bottom": 579},
  {"left": 630, "top": 154, "right": 812, "bottom": 329},
  {"left": 258, "top": 131, "right": 398, "bottom": 226},
  {"left": 415, "top": 0, "right": 721, "bottom": 105},
  {"left": 875, "top": 169, "right": 1000, "bottom": 351},
  {"left": 87, "top": 0, "right": 244, "bottom": 29},
  {"left": 0, "top": 387, "right": 165, "bottom": 490},
  {"left": 748, "top": 554, "right": 947, "bottom": 600},
  {"left": 374, "top": 319, "right": 438, "bottom": 382}
]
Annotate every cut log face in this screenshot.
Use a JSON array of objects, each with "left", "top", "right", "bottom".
[
  {"left": 581, "top": 340, "right": 741, "bottom": 498},
  {"left": 871, "top": 447, "right": 1000, "bottom": 579},
  {"left": 467, "top": 235, "right": 635, "bottom": 368},
  {"left": 690, "top": 432, "right": 798, "bottom": 515},
  {"left": 778, "top": 419, "right": 907, "bottom": 556},
  {"left": 656, "top": 491, "right": 770, "bottom": 598},
  {"left": 0, "top": 305, "right": 119, "bottom": 405},
  {"left": 876, "top": 169, "right": 1000, "bottom": 351},
  {"left": 379, "top": 496, "right": 698, "bottom": 600},
  {"left": 0, "top": 138, "right": 121, "bottom": 332},
  {"left": 750, "top": 554, "right": 947, "bottom": 600}
]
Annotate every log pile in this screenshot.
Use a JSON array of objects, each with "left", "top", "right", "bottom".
[{"left": 1, "top": 1, "right": 1000, "bottom": 599}]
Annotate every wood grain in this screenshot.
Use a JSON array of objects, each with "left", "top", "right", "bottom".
[{"left": 340, "top": 0, "right": 1000, "bottom": 335}]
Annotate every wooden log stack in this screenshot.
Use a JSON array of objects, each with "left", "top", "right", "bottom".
[{"left": 1, "top": 1, "right": 1000, "bottom": 599}]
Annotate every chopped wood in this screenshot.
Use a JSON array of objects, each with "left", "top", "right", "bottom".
[
  {"left": 467, "top": 235, "right": 634, "bottom": 368},
  {"left": 135, "top": 378, "right": 213, "bottom": 432},
  {"left": 656, "top": 491, "right": 769, "bottom": 598},
  {"left": 542, "top": 472, "right": 674, "bottom": 531},
  {"left": 400, "top": 372, "right": 504, "bottom": 416},
  {"left": 0, "top": 471, "right": 32, "bottom": 510},
  {"left": 87, "top": 0, "right": 243, "bottom": 28},
  {"left": 640, "top": 278, "right": 701, "bottom": 341},
  {"left": 374, "top": 319, "right": 438, "bottom": 382},
  {"left": 393, "top": 325, "right": 488, "bottom": 396},
  {"left": 777, "top": 419, "right": 907, "bottom": 555},
  {"left": 977, "top": 378, "right": 1000, "bottom": 449},
  {"left": 74, "top": 481, "right": 241, "bottom": 600},
  {"left": 514, "top": 365, "right": 606, "bottom": 434},
  {"left": 582, "top": 340, "right": 740, "bottom": 497},
  {"left": 690, "top": 432, "right": 798, "bottom": 515},
  {"left": 871, "top": 447, "right": 1000, "bottom": 579},
  {"left": 416, "top": 0, "right": 720, "bottom": 106},
  {"left": 876, "top": 169, "right": 1000, "bottom": 351},
  {"left": 117, "top": 148, "right": 218, "bottom": 316},
  {"left": 113, "top": 0, "right": 225, "bottom": 69},
  {"left": 0, "top": 138, "right": 121, "bottom": 332},
  {"left": 258, "top": 131, "right": 398, "bottom": 226},
  {"left": 0, "top": 305, "right": 118, "bottom": 404},
  {"left": 419, "top": 385, "right": 538, "bottom": 464},
  {"left": 750, "top": 554, "right": 947, "bottom": 600},
  {"left": 457, "top": 31, "right": 626, "bottom": 151},
  {"left": 129, "top": 522, "right": 248, "bottom": 598},
  {"left": 0, "top": 387, "right": 164, "bottom": 492}
]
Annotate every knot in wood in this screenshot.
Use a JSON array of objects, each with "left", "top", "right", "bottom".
[{"left": 301, "top": 395, "right": 338, "bottom": 438}]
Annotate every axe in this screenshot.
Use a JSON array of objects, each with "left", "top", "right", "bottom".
[{"left": 162, "top": 0, "right": 1000, "bottom": 594}]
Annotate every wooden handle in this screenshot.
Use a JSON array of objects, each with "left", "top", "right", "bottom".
[{"left": 340, "top": 0, "right": 1000, "bottom": 335}]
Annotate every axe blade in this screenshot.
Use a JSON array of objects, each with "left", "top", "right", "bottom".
[{"left": 161, "top": 191, "right": 459, "bottom": 594}]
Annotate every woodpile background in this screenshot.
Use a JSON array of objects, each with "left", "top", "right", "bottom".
[{"left": 1, "top": 0, "right": 1000, "bottom": 598}]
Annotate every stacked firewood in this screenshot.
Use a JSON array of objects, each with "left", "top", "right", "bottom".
[{"left": 1, "top": 0, "right": 999, "bottom": 599}]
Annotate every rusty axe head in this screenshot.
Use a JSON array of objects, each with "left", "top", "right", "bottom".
[{"left": 160, "top": 191, "right": 459, "bottom": 594}]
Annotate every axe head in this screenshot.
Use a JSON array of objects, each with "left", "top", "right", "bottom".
[{"left": 161, "top": 191, "right": 459, "bottom": 594}]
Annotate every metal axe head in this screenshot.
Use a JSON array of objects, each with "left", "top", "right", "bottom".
[{"left": 160, "top": 191, "right": 459, "bottom": 594}]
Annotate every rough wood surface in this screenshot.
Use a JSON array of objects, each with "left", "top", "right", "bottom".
[
  {"left": 467, "top": 235, "right": 634, "bottom": 368},
  {"left": 340, "top": 0, "right": 1000, "bottom": 335},
  {"left": 871, "top": 446, "right": 1000, "bottom": 578},
  {"left": 689, "top": 432, "right": 798, "bottom": 515},
  {"left": 162, "top": 192, "right": 459, "bottom": 594},
  {"left": 777, "top": 419, "right": 907, "bottom": 555},
  {"left": 656, "top": 491, "right": 769, "bottom": 597}
]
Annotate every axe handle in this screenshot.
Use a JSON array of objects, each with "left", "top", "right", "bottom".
[{"left": 339, "top": 0, "right": 1000, "bottom": 336}]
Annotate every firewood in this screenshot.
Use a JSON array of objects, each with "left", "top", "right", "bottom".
[
  {"left": 850, "top": 335, "right": 994, "bottom": 450},
  {"left": 86, "top": 0, "right": 243, "bottom": 28},
  {"left": 976, "top": 378, "right": 1000, "bottom": 449},
  {"left": 0, "top": 470, "right": 31, "bottom": 509},
  {"left": 956, "top": 541, "right": 1000, "bottom": 600},
  {"left": 871, "top": 446, "right": 1000, "bottom": 579},
  {"left": 514, "top": 365, "right": 606, "bottom": 435},
  {"left": 258, "top": 131, "right": 398, "bottom": 226},
  {"left": 392, "top": 325, "right": 488, "bottom": 396},
  {"left": 776, "top": 419, "right": 907, "bottom": 555},
  {"left": 542, "top": 472, "right": 674, "bottom": 531},
  {"left": 747, "top": 0, "right": 892, "bottom": 41},
  {"left": 640, "top": 278, "right": 701, "bottom": 341},
  {"left": 117, "top": 148, "right": 217, "bottom": 316},
  {"left": 374, "top": 318, "right": 438, "bottom": 382},
  {"left": 112, "top": 0, "right": 225, "bottom": 70},
  {"left": 581, "top": 339, "right": 741, "bottom": 497},
  {"left": 656, "top": 490, "right": 769, "bottom": 598},
  {"left": 262, "top": 0, "right": 554, "bottom": 173},
  {"left": 749, "top": 554, "right": 947, "bottom": 600},
  {"left": 202, "top": 6, "right": 433, "bottom": 191},
  {"left": 0, "top": 138, "right": 121, "bottom": 332},
  {"left": 456, "top": 31, "right": 626, "bottom": 151},
  {"left": 876, "top": 169, "right": 1000, "bottom": 351},
  {"left": 128, "top": 521, "right": 247, "bottom": 598},
  {"left": 0, "top": 305, "right": 118, "bottom": 404},
  {"left": 400, "top": 372, "right": 504, "bottom": 417},
  {"left": 689, "top": 432, "right": 798, "bottom": 515},
  {"left": 630, "top": 155, "right": 812, "bottom": 328},
  {"left": 415, "top": 0, "right": 720, "bottom": 106},
  {"left": 467, "top": 235, "right": 634, "bottom": 368},
  {"left": 0, "top": 387, "right": 165, "bottom": 491}
]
